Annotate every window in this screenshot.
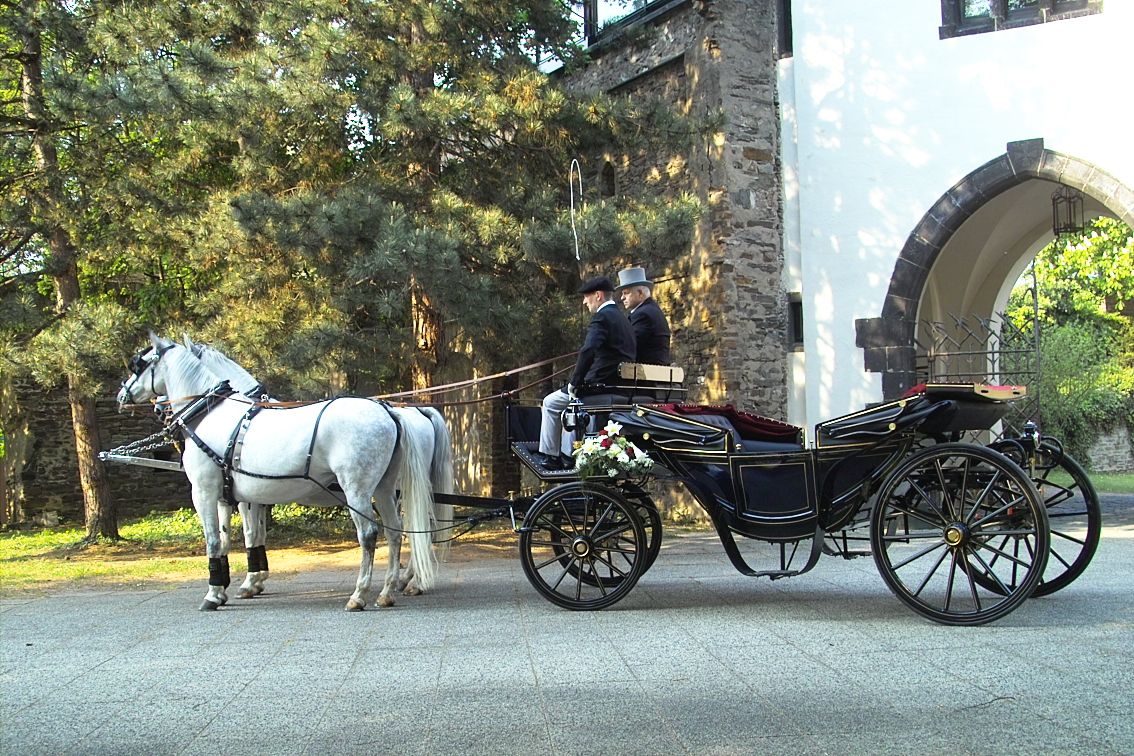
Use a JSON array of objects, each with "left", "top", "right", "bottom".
[
  {"left": 940, "top": 0, "right": 1102, "bottom": 39},
  {"left": 788, "top": 293, "right": 804, "bottom": 350},
  {"left": 777, "top": 0, "right": 793, "bottom": 59},
  {"left": 581, "top": 0, "right": 688, "bottom": 47}
]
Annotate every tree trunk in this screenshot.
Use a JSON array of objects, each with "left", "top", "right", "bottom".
[
  {"left": 403, "top": 13, "right": 443, "bottom": 393},
  {"left": 20, "top": 0, "right": 118, "bottom": 539},
  {"left": 410, "top": 280, "right": 441, "bottom": 392},
  {"left": 69, "top": 379, "right": 116, "bottom": 539}
]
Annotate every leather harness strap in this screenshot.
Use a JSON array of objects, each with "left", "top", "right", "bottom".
[{"left": 171, "top": 389, "right": 398, "bottom": 524}]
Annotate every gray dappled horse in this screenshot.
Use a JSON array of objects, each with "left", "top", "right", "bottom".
[
  {"left": 118, "top": 334, "right": 437, "bottom": 611},
  {"left": 181, "top": 336, "right": 455, "bottom": 601}
]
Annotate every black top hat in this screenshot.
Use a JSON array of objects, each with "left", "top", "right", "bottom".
[{"left": 577, "top": 276, "right": 615, "bottom": 294}]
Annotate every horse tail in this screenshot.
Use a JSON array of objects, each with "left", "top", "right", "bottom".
[
  {"left": 419, "top": 407, "right": 455, "bottom": 560},
  {"left": 393, "top": 411, "right": 438, "bottom": 591}
]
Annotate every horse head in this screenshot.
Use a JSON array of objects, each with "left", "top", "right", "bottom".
[{"left": 117, "top": 333, "right": 178, "bottom": 411}]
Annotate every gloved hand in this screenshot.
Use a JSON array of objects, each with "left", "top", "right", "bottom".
[{"left": 567, "top": 383, "right": 577, "bottom": 399}]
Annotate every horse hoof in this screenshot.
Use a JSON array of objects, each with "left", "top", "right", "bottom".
[
  {"left": 345, "top": 599, "right": 365, "bottom": 612},
  {"left": 237, "top": 589, "right": 256, "bottom": 599},
  {"left": 403, "top": 585, "right": 422, "bottom": 597},
  {"left": 199, "top": 600, "right": 221, "bottom": 611},
  {"left": 377, "top": 596, "right": 395, "bottom": 608}
]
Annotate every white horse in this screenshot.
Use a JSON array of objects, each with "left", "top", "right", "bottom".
[
  {"left": 118, "top": 333, "right": 437, "bottom": 611},
  {"left": 180, "top": 336, "right": 455, "bottom": 599}
]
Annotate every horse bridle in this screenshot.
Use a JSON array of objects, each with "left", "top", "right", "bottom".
[{"left": 121, "top": 343, "right": 175, "bottom": 407}]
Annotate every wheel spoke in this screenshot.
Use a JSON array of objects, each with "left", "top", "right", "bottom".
[
  {"left": 969, "top": 491, "right": 1030, "bottom": 528},
  {"left": 591, "top": 551, "right": 632, "bottom": 578},
  {"left": 882, "top": 500, "right": 946, "bottom": 529},
  {"left": 963, "top": 466, "right": 1002, "bottom": 522},
  {"left": 967, "top": 547, "right": 1011, "bottom": 594},
  {"left": 904, "top": 480, "right": 950, "bottom": 526},
  {"left": 1042, "top": 486, "right": 1074, "bottom": 507},
  {"left": 942, "top": 549, "right": 959, "bottom": 611},
  {"left": 589, "top": 502, "right": 617, "bottom": 538},
  {"left": 973, "top": 538, "right": 1038, "bottom": 570},
  {"left": 556, "top": 501, "right": 581, "bottom": 536},
  {"left": 1047, "top": 545, "right": 1074, "bottom": 570},
  {"left": 1047, "top": 510, "right": 1089, "bottom": 522},
  {"left": 911, "top": 546, "right": 951, "bottom": 597},
  {"left": 933, "top": 459, "right": 957, "bottom": 520},
  {"left": 549, "top": 558, "right": 576, "bottom": 590},
  {"left": 889, "top": 538, "right": 947, "bottom": 571},
  {"left": 592, "top": 521, "right": 634, "bottom": 543},
  {"left": 880, "top": 531, "right": 945, "bottom": 541},
  {"left": 958, "top": 552, "right": 983, "bottom": 612}
]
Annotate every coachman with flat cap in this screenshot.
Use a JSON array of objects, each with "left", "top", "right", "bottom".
[{"left": 534, "top": 276, "right": 637, "bottom": 470}]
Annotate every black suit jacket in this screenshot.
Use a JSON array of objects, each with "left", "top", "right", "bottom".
[
  {"left": 630, "top": 297, "right": 671, "bottom": 365},
  {"left": 571, "top": 302, "right": 637, "bottom": 390}
]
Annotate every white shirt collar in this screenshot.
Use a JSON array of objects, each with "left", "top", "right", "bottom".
[{"left": 597, "top": 300, "right": 618, "bottom": 311}]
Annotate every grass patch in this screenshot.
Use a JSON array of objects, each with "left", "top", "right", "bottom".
[
  {"left": 1085, "top": 472, "right": 1134, "bottom": 495},
  {"left": 0, "top": 505, "right": 361, "bottom": 597},
  {"left": 1046, "top": 470, "right": 1134, "bottom": 495}
]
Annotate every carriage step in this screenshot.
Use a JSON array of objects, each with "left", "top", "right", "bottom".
[{"left": 510, "top": 442, "right": 581, "bottom": 479}]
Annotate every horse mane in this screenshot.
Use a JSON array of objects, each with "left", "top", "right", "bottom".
[
  {"left": 185, "top": 338, "right": 264, "bottom": 397},
  {"left": 158, "top": 340, "right": 227, "bottom": 397}
]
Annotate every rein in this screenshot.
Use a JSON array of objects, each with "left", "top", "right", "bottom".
[{"left": 119, "top": 352, "right": 578, "bottom": 412}]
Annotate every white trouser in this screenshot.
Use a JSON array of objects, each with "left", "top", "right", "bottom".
[{"left": 539, "top": 388, "right": 575, "bottom": 456}]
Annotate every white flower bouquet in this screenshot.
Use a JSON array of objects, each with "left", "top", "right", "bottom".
[{"left": 572, "top": 420, "right": 654, "bottom": 480}]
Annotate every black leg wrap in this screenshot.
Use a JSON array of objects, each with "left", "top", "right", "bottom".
[
  {"left": 247, "top": 545, "right": 268, "bottom": 573},
  {"left": 208, "top": 556, "right": 231, "bottom": 587}
]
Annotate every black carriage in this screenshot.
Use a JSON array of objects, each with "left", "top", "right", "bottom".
[{"left": 494, "top": 366, "right": 1101, "bottom": 626}]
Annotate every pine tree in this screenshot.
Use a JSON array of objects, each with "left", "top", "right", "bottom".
[{"left": 2, "top": 0, "right": 708, "bottom": 529}]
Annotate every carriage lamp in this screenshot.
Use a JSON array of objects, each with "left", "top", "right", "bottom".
[{"left": 1052, "top": 186, "right": 1085, "bottom": 236}]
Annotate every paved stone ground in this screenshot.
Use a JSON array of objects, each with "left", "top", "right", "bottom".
[{"left": 3, "top": 511, "right": 1133, "bottom": 756}]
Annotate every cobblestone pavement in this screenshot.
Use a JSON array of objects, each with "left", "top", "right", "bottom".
[{"left": 3, "top": 517, "right": 1133, "bottom": 756}]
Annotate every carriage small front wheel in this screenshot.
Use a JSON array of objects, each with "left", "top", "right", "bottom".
[
  {"left": 519, "top": 482, "right": 648, "bottom": 610},
  {"left": 869, "top": 443, "right": 1050, "bottom": 626}
]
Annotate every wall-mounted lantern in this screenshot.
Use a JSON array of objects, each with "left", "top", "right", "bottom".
[{"left": 1051, "top": 185, "right": 1085, "bottom": 237}]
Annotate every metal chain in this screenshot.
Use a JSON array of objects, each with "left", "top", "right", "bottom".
[{"left": 106, "top": 427, "right": 177, "bottom": 457}]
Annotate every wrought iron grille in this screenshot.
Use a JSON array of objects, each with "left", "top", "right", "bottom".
[{"left": 915, "top": 310, "right": 1040, "bottom": 439}]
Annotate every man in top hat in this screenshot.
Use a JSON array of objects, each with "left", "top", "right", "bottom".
[
  {"left": 616, "top": 267, "right": 671, "bottom": 365},
  {"left": 534, "top": 276, "right": 637, "bottom": 470}
]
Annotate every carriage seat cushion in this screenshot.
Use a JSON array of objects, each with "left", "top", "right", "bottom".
[
  {"left": 689, "top": 413, "right": 804, "bottom": 453},
  {"left": 654, "top": 404, "right": 804, "bottom": 447}
]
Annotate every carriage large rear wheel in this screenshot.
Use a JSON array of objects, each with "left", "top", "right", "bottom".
[
  {"left": 987, "top": 440, "right": 1101, "bottom": 597},
  {"left": 870, "top": 443, "right": 1049, "bottom": 626},
  {"left": 519, "top": 482, "right": 647, "bottom": 610}
]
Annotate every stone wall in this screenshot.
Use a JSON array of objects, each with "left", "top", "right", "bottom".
[
  {"left": 1087, "top": 424, "right": 1134, "bottom": 473},
  {"left": 561, "top": 0, "right": 788, "bottom": 418},
  {"left": 14, "top": 383, "right": 192, "bottom": 525}
]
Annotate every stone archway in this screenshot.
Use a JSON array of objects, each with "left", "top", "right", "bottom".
[{"left": 855, "top": 138, "right": 1134, "bottom": 400}]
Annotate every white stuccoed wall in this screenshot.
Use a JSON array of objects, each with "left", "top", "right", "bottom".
[{"left": 779, "top": 2, "right": 1134, "bottom": 433}]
